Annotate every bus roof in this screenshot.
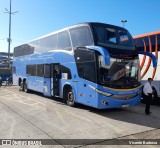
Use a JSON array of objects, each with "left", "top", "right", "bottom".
[
  {"left": 133, "top": 31, "right": 160, "bottom": 39},
  {"left": 15, "top": 22, "right": 127, "bottom": 47},
  {"left": 30, "top": 22, "right": 125, "bottom": 40}
]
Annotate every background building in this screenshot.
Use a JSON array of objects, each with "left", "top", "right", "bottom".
[{"left": 0, "top": 52, "right": 13, "bottom": 68}]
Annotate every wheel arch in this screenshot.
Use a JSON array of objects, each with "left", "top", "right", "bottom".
[
  {"left": 18, "top": 77, "right": 27, "bottom": 85},
  {"left": 23, "top": 78, "right": 26, "bottom": 83},
  {"left": 62, "top": 83, "right": 77, "bottom": 102}
]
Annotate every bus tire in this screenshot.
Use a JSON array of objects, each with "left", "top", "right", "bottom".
[
  {"left": 24, "top": 82, "right": 29, "bottom": 93},
  {"left": 19, "top": 83, "right": 24, "bottom": 91},
  {"left": 64, "top": 86, "right": 75, "bottom": 107}
]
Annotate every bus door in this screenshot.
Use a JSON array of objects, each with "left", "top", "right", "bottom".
[
  {"left": 75, "top": 46, "right": 110, "bottom": 106},
  {"left": 75, "top": 47, "right": 97, "bottom": 105},
  {"left": 51, "top": 63, "right": 61, "bottom": 97},
  {"left": 43, "top": 64, "right": 51, "bottom": 97}
]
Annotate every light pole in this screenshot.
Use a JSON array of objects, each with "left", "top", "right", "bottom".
[
  {"left": 121, "top": 20, "right": 127, "bottom": 28},
  {"left": 5, "top": 0, "right": 18, "bottom": 67}
]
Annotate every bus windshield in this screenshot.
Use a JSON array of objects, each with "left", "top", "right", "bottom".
[
  {"left": 99, "top": 56, "right": 141, "bottom": 89},
  {"left": 93, "top": 25, "right": 134, "bottom": 50}
]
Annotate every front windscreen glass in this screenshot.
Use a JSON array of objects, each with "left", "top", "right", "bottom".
[
  {"left": 98, "top": 56, "right": 140, "bottom": 88},
  {"left": 93, "top": 25, "right": 134, "bottom": 50}
]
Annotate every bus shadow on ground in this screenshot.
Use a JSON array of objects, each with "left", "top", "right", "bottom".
[
  {"left": 27, "top": 90, "right": 160, "bottom": 129},
  {"left": 27, "top": 90, "right": 66, "bottom": 105},
  {"left": 71, "top": 103, "right": 160, "bottom": 129}
]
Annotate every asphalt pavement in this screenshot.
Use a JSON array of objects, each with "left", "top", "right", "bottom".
[{"left": 0, "top": 86, "right": 160, "bottom": 148}]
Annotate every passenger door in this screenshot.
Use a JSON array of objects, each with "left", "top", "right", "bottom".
[
  {"left": 43, "top": 64, "right": 51, "bottom": 97},
  {"left": 51, "top": 63, "right": 61, "bottom": 97},
  {"left": 74, "top": 47, "right": 97, "bottom": 105}
]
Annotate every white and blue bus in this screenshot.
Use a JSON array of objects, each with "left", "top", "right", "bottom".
[{"left": 13, "top": 22, "right": 156, "bottom": 109}]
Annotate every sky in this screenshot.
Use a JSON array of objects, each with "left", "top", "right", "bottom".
[{"left": 0, "top": 0, "right": 160, "bottom": 53}]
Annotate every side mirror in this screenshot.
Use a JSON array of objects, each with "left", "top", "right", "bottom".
[{"left": 86, "top": 46, "right": 110, "bottom": 65}]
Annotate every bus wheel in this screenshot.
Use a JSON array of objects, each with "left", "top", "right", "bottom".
[
  {"left": 24, "top": 82, "right": 29, "bottom": 93},
  {"left": 64, "top": 87, "right": 75, "bottom": 107},
  {"left": 19, "top": 83, "right": 24, "bottom": 91}
]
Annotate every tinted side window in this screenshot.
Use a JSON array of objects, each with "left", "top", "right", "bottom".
[
  {"left": 44, "top": 64, "right": 51, "bottom": 78},
  {"left": 31, "top": 40, "right": 42, "bottom": 54},
  {"left": 143, "top": 37, "right": 149, "bottom": 52},
  {"left": 37, "top": 64, "right": 44, "bottom": 77},
  {"left": 60, "top": 65, "right": 72, "bottom": 79},
  {"left": 135, "top": 37, "right": 149, "bottom": 52},
  {"left": 75, "top": 48, "right": 96, "bottom": 62},
  {"left": 26, "top": 65, "right": 31, "bottom": 76},
  {"left": 70, "top": 26, "right": 93, "bottom": 48},
  {"left": 135, "top": 35, "right": 160, "bottom": 52},
  {"left": 57, "top": 31, "right": 71, "bottom": 50},
  {"left": 134, "top": 38, "right": 144, "bottom": 51},
  {"left": 41, "top": 34, "right": 57, "bottom": 52},
  {"left": 84, "top": 62, "right": 96, "bottom": 82},
  {"left": 14, "top": 44, "right": 34, "bottom": 57},
  {"left": 26, "top": 65, "right": 36, "bottom": 76},
  {"left": 0, "top": 68, "right": 12, "bottom": 75},
  {"left": 75, "top": 48, "right": 97, "bottom": 82}
]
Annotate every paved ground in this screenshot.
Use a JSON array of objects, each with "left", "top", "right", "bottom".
[{"left": 0, "top": 86, "right": 160, "bottom": 148}]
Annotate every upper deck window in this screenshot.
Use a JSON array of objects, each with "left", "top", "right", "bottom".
[
  {"left": 69, "top": 26, "right": 93, "bottom": 49},
  {"left": 14, "top": 44, "right": 34, "bottom": 57},
  {"left": 41, "top": 34, "right": 57, "bottom": 52},
  {"left": 93, "top": 25, "right": 134, "bottom": 50},
  {"left": 57, "top": 31, "right": 71, "bottom": 51}
]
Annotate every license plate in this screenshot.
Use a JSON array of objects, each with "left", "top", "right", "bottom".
[{"left": 122, "top": 104, "right": 129, "bottom": 108}]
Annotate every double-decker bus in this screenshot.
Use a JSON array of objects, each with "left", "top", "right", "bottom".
[
  {"left": 134, "top": 31, "right": 160, "bottom": 104},
  {"left": 13, "top": 22, "right": 156, "bottom": 109}
]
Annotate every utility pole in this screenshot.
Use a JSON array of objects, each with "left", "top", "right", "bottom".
[
  {"left": 5, "top": 0, "right": 18, "bottom": 67},
  {"left": 121, "top": 20, "right": 127, "bottom": 28}
]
